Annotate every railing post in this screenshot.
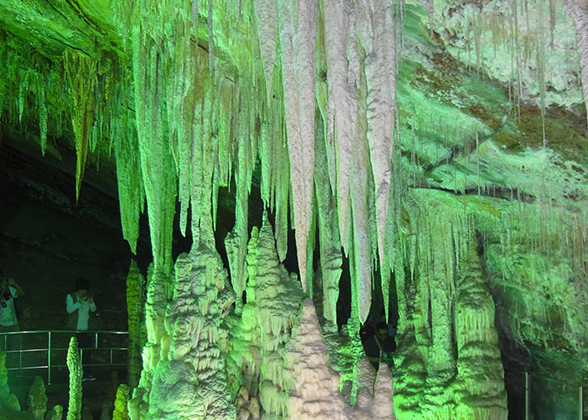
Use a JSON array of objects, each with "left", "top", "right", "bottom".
[
  {"left": 580, "top": 385, "right": 584, "bottom": 420},
  {"left": 525, "top": 371, "right": 530, "bottom": 420},
  {"left": 47, "top": 332, "right": 52, "bottom": 386}
]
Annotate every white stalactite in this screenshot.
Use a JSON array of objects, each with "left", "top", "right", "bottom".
[
  {"left": 278, "top": 0, "right": 318, "bottom": 291},
  {"left": 361, "top": 0, "right": 396, "bottom": 268},
  {"left": 254, "top": 0, "right": 279, "bottom": 99},
  {"left": 322, "top": 0, "right": 357, "bottom": 254}
]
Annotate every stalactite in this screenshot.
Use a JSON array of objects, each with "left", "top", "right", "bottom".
[
  {"left": 66, "top": 337, "right": 82, "bottom": 420},
  {"left": 131, "top": 31, "right": 178, "bottom": 276},
  {"left": 64, "top": 50, "right": 97, "bottom": 202},
  {"left": 274, "top": 141, "right": 291, "bottom": 262},
  {"left": 253, "top": 0, "right": 279, "bottom": 99},
  {"left": 225, "top": 80, "right": 256, "bottom": 312},
  {"left": 278, "top": 0, "right": 318, "bottom": 291},
  {"left": 362, "top": 0, "right": 397, "bottom": 271},
  {"left": 322, "top": 0, "right": 356, "bottom": 255},
  {"left": 36, "top": 73, "right": 48, "bottom": 156},
  {"left": 109, "top": 64, "right": 145, "bottom": 254},
  {"left": 314, "top": 113, "right": 343, "bottom": 324},
  {"left": 350, "top": 37, "right": 373, "bottom": 324}
]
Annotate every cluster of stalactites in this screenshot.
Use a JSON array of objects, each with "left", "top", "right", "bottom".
[
  {"left": 6, "top": 0, "right": 401, "bottom": 328},
  {"left": 255, "top": 0, "right": 400, "bottom": 324},
  {"left": 107, "top": 0, "right": 401, "bottom": 326}
]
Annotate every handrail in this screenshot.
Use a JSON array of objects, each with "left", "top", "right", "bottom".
[{"left": 0, "top": 330, "right": 128, "bottom": 385}]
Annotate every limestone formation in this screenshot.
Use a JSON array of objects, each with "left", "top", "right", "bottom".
[
  {"left": 28, "top": 376, "right": 48, "bottom": 420},
  {"left": 113, "top": 384, "right": 130, "bottom": 420},
  {"left": 66, "top": 337, "right": 82, "bottom": 420},
  {"left": 45, "top": 406, "right": 63, "bottom": 420},
  {"left": 0, "top": 352, "right": 20, "bottom": 412},
  {"left": 127, "top": 260, "right": 146, "bottom": 389}
]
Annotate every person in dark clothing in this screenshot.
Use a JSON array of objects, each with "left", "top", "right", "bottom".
[{"left": 363, "top": 322, "right": 396, "bottom": 370}]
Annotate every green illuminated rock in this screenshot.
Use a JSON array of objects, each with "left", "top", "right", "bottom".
[
  {"left": 2, "top": 0, "right": 588, "bottom": 417},
  {"left": 66, "top": 338, "right": 82, "bottom": 420}
]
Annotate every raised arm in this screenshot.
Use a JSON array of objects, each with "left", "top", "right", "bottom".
[
  {"left": 7, "top": 278, "right": 25, "bottom": 297},
  {"left": 66, "top": 293, "right": 81, "bottom": 314},
  {"left": 88, "top": 296, "right": 97, "bottom": 312}
]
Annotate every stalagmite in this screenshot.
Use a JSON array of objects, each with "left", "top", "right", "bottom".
[
  {"left": 0, "top": 352, "right": 19, "bottom": 412},
  {"left": 27, "top": 376, "right": 47, "bottom": 420},
  {"left": 66, "top": 337, "right": 82, "bottom": 420},
  {"left": 128, "top": 265, "right": 170, "bottom": 420},
  {"left": 113, "top": 384, "right": 130, "bottom": 420},
  {"left": 453, "top": 239, "right": 507, "bottom": 420},
  {"left": 250, "top": 214, "right": 305, "bottom": 417},
  {"left": 127, "top": 260, "right": 146, "bottom": 389},
  {"left": 287, "top": 300, "right": 396, "bottom": 419},
  {"left": 145, "top": 227, "right": 236, "bottom": 419},
  {"left": 286, "top": 299, "right": 348, "bottom": 419}
]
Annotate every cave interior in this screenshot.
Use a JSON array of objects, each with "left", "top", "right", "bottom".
[{"left": 0, "top": 0, "right": 588, "bottom": 419}]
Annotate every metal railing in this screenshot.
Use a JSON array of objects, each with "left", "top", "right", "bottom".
[
  {"left": 512, "top": 370, "right": 585, "bottom": 420},
  {"left": 0, "top": 330, "right": 128, "bottom": 385}
]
